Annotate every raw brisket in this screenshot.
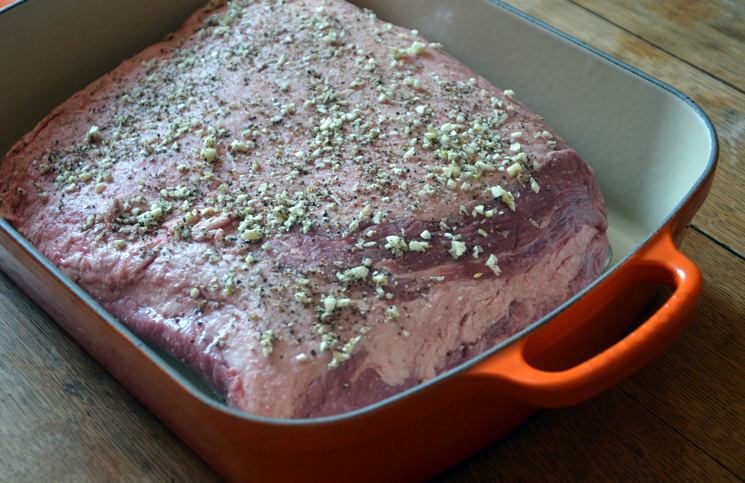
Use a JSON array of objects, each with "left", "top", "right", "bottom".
[{"left": 0, "top": 0, "right": 608, "bottom": 418}]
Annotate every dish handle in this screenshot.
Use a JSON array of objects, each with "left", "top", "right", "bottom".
[{"left": 467, "top": 225, "right": 702, "bottom": 407}]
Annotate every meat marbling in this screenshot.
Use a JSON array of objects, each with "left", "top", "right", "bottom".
[{"left": 0, "top": 0, "right": 608, "bottom": 418}]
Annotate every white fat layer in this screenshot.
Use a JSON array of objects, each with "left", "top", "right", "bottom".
[{"left": 350, "top": 225, "right": 602, "bottom": 386}]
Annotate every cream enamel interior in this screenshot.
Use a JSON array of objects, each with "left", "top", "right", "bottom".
[{"left": 0, "top": 0, "right": 715, "bottom": 410}]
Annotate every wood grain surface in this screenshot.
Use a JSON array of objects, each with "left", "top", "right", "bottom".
[{"left": 1, "top": 0, "right": 744, "bottom": 482}]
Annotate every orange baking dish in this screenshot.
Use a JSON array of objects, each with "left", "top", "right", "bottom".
[{"left": 0, "top": 0, "right": 717, "bottom": 481}]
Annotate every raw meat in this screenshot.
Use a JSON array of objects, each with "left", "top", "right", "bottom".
[{"left": 0, "top": 0, "right": 608, "bottom": 418}]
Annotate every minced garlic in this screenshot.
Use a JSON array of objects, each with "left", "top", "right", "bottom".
[
  {"left": 486, "top": 254, "right": 501, "bottom": 276},
  {"left": 85, "top": 125, "right": 100, "bottom": 143},
  {"left": 491, "top": 186, "right": 516, "bottom": 211},
  {"left": 388, "top": 305, "right": 400, "bottom": 318},
  {"left": 449, "top": 240, "right": 467, "bottom": 259},
  {"left": 200, "top": 147, "right": 218, "bottom": 162},
  {"left": 260, "top": 330, "right": 274, "bottom": 357},
  {"left": 530, "top": 177, "right": 541, "bottom": 193}
]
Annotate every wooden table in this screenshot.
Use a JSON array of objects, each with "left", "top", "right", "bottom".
[{"left": 1, "top": 0, "right": 743, "bottom": 481}]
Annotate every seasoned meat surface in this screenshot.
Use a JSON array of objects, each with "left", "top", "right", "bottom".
[{"left": 0, "top": 0, "right": 608, "bottom": 418}]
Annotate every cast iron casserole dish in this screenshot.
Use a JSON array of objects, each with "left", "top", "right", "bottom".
[{"left": 0, "top": 0, "right": 717, "bottom": 481}]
